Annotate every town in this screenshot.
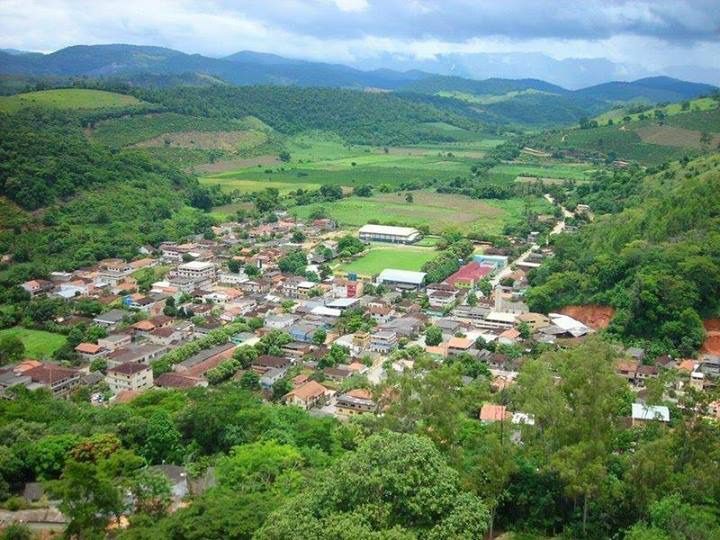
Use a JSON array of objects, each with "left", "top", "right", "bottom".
[{"left": 4, "top": 212, "right": 714, "bottom": 428}]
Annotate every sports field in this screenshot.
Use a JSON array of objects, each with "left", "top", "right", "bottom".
[
  {"left": 338, "top": 245, "right": 437, "bottom": 275},
  {"left": 0, "top": 326, "right": 67, "bottom": 359},
  {"left": 0, "top": 89, "right": 143, "bottom": 112}
]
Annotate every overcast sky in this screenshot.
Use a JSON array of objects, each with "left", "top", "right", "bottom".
[{"left": 1, "top": 0, "right": 719, "bottom": 76}]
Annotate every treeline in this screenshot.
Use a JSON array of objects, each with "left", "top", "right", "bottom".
[
  {"left": 129, "top": 85, "right": 480, "bottom": 145},
  {"left": 528, "top": 154, "right": 720, "bottom": 355}
]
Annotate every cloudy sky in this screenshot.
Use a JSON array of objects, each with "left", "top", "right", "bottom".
[{"left": 2, "top": 0, "right": 719, "bottom": 84}]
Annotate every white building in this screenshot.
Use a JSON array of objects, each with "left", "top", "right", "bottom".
[
  {"left": 358, "top": 224, "right": 421, "bottom": 244},
  {"left": 176, "top": 261, "right": 216, "bottom": 285},
  {"left": 377, "top": 269, "right": 426, "bottom": 291},
  {"left": 106, "top": 362, "right": 154, "bottom": 394}
]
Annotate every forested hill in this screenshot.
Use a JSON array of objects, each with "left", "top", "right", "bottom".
[
  {"left": 527, "top": 154, "right": 720, "bottom": 355},
  {"left": 0, "top": 109, "right": 222, "bottom": 283},
  {"left": 129, "top": 85, "right": 480, "bottom": 145}
]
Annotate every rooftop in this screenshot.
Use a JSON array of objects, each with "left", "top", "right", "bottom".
[
  {"left": 378, "top": 269, "right": 426, "bottom": 285},
  {"left": 109, "top": 362, "right": 150, "bottom": 375},
  {"left": 358, "top": 224, "right": 420, "bottom": 236}
]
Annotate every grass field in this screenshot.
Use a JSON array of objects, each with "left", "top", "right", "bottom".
[
  {"left": 0, "top": 326, "right": 67, "bottom": 359},
  {"left": 338, "top": 245, "right": 437, "bottom": 275},
  {"left": 0, "top": 89, "right": 143, "bottom": 112},
  {"left": 491, "top": 162, "right": 593, "bottom": 183},
  {"left": 292, "top": 191, "right": 552, "bottom": 235}
]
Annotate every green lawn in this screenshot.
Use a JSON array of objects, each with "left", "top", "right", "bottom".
[
  {"left": 292, "top": 191, "right": 552, "bottom": 235},
  {"left": 338, "top": 245, "right": 437, "bottom": 276},
  {"left": 492, "top": 162, "right": 593, "bottom": 183},
  {"left": 0, "top": 327, "right": 67, "bottom": 359},
  {"left": 0, "top": 89, "right": 144, "bottom": 112}
]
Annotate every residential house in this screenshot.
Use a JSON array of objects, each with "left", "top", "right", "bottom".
[
  {"left": 106, "top": 363, "right": 154, "bottom": 394},
  {"left": 23, "top": 364, "right": 81, "bottom": 398},
  {"left": 74, "top": 342, "right": 108, "bottom": 361},
  {"left": 283, "top": 380, "right": 331, "bottom": 410},
  {"left": 106, "top": 344, "right": 168, "bottom": 368},
  {"left": 447, "top": 337, "right": 474, "bottom": 356},
  {"left": 21, "top": 279, "right": 54, "bottom": 296},
  {"left": 97, "top": 333, "right": 132, "bottom": 352},
  {"left": 336, "top": 388, "right": 376, "bottom": 416},
  {"left": 259, "top": 367, "right": 286, "bottom": 390},
  {"left": 265, "top": 314, "right": 298, "bottom": 330},
  {"left": 251, "top": 355, "right": 292, "bottom": 373},
  {"left": 155, "top": 372, "right": 207, "bottom": 389},
  {"left": 370, "top": 330, "right": 398, "bottom": 354},
  {"left": 93, "top": 309, "right": 128, "bottom": 328}
]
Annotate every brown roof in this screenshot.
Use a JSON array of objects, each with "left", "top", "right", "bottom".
[
  {"left": 132, "top": 320, "right": 155, "bottom": 331},
  {"left": 155, "top": 372, "right": 202, "bottom": 388},
  {"left": 287, "top": 380, "right": 328, "bottom": 401},
  {"left": 151, "top": 327, "right": 175, "bottom": 338},
  {"left": 108, "top": 362, "right": 149, "bottom": 375},
  {"left": 75, "top": 342, "right": 103, "bottom": 354},
  {"left": 346, "top": 388, "right": 372, "bottom": 400},
  {"left": 480, "top": 403, "right": 509, "bottom": 422},
  {"left": 25, "top": 364, "right": 79, "bottom": 384},
  {"left": 253, "top": 355, "right": 290, "bottom": 369},
  {"left": 448, "top": 337, "right": 473, "bottom": 349},
  {"left": 150, "top": 315, "right": 173, "bottom": 327}
]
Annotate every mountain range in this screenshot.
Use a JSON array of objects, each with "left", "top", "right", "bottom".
[{"left": 0, "top": 44, "right": 716, "bottom": 108}]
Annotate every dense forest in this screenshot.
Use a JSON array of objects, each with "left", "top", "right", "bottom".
[
  {"left": 129, "top": 85, "right": 480, "bottom": 145},
  {"left": 528, "top": 155, "right": 720, "bottom": 355}
]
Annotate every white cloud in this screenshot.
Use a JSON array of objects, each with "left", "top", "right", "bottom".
[{"left": 332, "top": 0, "right": 369, "bottom": 13}]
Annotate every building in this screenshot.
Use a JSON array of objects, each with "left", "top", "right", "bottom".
[
  {"left": 283, "top": 380, "right": 331, "bottom": 410},
  {"left": 444, "top": 262, "right": 494, "bottom": 288},
  {"left": 336, "top": 388, "right": 376, "bottom": 416},
  {"left": 74, "top": 342, "right": 108, "bottom": 361},
  {"left": 480, "top": 403, "right": 509, "bottom": 423},
  {"left": 93, "top": 309, "right": 128, "bottom": 328},
  {"left": 176, "top": 261, "right": 216, "bottom": 283},
  {"left": 376, "top": 269, "right": 426, "bottom": 291},
  {"left": 370, "top": 330, "right": 398, "bottom": 353},
  {"left": 473, "top": 254, "right": 509, "bottom": 269},
  {"left": 23, "top": 364, "right": 81, "bottom": 398},
  {"left": 106, "top": 363, "right": 154, "bottom": 394},
  {"left": 631, "top": 403, "right": 670, "bottom": 426},
  {"left": 21, "top": 279, "right": 54, "bottom": 296},
  {"left": 174, "top": 343, "right": 236, "bottom": 378},
  {"left": 358, "top": 224, "right": 421, "bottom": 244}
]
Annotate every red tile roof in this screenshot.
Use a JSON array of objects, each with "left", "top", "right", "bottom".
[{"left": 445, "top": 262, "right": 494, "bottom": 286}]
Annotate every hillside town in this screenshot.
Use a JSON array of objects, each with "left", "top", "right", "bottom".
[{"left": 4, "top": 214, "right": 717, "bottom": 431}]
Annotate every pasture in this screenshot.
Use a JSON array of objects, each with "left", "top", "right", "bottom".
[
  {"left": 0, "top": 89, "right": 143, "bottom": 112},
  {"left": 490, "top": 162, "right": 593, "bottom": 183},
  {"left": 338, "top": 245, "right": 437, "bottom": 275},
  {"left": 0, "top": 326, "right": 67, "bottom": 359},
  {"left": 292, "top": 191, "right": 552, "bottom": 235},
  {"left": 595, "top": 97, "right": 719, "bottom": 125}
]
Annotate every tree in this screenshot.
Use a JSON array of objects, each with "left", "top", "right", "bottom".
[
  {"left": 217, "top": 441, "right": 303, "bottom": 493},
  {"left": 271, "top": 378, "right": 292, "bottom": 401},
  {"left": 291, "top": 230, "right": 306, "bottom": 243},
  {"left": 0, "top": 524, "right": 33, "bottom": 540},
  {"left": 240, "top": 371, "right": 260, "bottom": 390},
  {"left": 130, "top": 469, "right": 172, "bottom": 518},
  {"left": 353, "top": 184, "right": 373, "bottom": 197},
  {"left": 466, "top": 290, "right": 478, "bottom": 306},
  {"left": 255, "top": 432, "right": 489, "bottom": 539},
  {"left": 140, "top": 411, "right": 183, "bottom": 465},
  {"left": 51, "top": 459, "right": 124, "bottom": 538},
  {"left": 516, "top": 338, "right": 628, "bottom": 534},
  {"left": 405, "top": 192, "right": 414, "bottom": 203},
  {"left": 227, "top": 259, "right": 240, "bottom": 273},
  {"left": 0, "top": 335, "right": 25, "bottom": 365},
  {"left": 425, "top": 325, "right": 443, "bottom": 346},
  {"left": 278, "top": 151, "right": 291, "bottom": 163},
  {"left": 312, "top": 328, "right": 327, "bottom": 345}
]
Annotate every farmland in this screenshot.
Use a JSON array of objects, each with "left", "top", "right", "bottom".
[
  {"left": 338, "top": 245, "right": 437, "bottom": 275},
  {"left": 292, "top": 191, "right": 552, "bottom": 235},
  {"left": 595, "top": 96, "right": 719, "bottom": 125},
  {"left": 0, "top": 88, "right": 144, "bottom": 112},
  {"left": 0, "top": 326, "right": 67, "bottom": 359}
]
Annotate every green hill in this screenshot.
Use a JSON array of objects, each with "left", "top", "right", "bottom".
[{"left": 528, "top": 154, "right": 720, "bottom": 354}]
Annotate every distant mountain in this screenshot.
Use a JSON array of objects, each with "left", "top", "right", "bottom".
[
  {"left": 0, "top": 44, "right": 716, "bottom": 128},
  {"left": 575, "top": 77, "right": 718, "bottom": 103}
]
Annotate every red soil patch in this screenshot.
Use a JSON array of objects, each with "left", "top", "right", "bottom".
[
  {"left": 559, "top": 305, "right": 615, "bottom": 330},
  {"left": 702, "top": 319, "right": 720, "bottom": 354}
]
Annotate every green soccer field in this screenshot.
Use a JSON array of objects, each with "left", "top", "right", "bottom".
[{"left": 338, "top": 245, "right": 437, "bottom": 276}]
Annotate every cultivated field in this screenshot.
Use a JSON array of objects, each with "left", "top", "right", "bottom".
[
  {"left": 0, "top": 88, "right": 143, "bottom": 112},
  {"left": 635, "top": 125, "right": 720, "bottom": 149},
  {"left": 0, "top": 326, "right": 67, "bottom": 359},
  {"left": 338, "top": 245, "right": 437, "bottom": 275},
  {"left": 595, "top": 96, "right": 719, "bottom": 125}
]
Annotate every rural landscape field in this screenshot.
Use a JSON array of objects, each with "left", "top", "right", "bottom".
[{"left": 1, "top": 2, "right": 720, "bottom": 540}]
